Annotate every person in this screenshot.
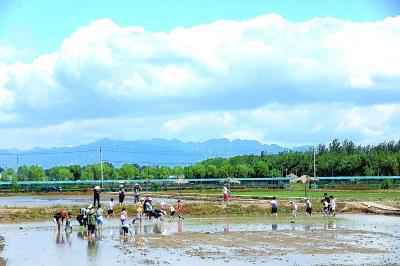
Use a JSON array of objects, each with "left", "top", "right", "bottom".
[
  {"left": 65, "top": 212, "right": 72, "bottom": 233},
  {"left": 54, "top": 209, "right": 68, "bottom": 231},
  {"left": 120, "top": 208, "right": 129, "bottom": 237},
  {"left": 324, "top": 193, "right": 331, "bottom": 210},
  {"left": 136, "top": 199, "right": 144, "bottom": 220},
  {"left": 160, "top": 201, "right": 167, "bottom": 211},
  {"left": 321, "top": 199, "right": 329, "bottom": 216},
  {"left": 107, "top": 198, "right": 114, "bottom": 218},
  {"left": 176, "top": 199, "right": 184, "bottom": 220},
  {"left": 169, "top": 204, "right": 176, "bottom": 217},
  {"left": 223, "top": 186, "right": 230, "bottom": 202},
  {"left": 93, "top": 186, "right": 101, "bottom": 208},
  {"left": 77, "top": 207, "right": 88, "bottom": 228},
  {"left": 290, "top": 201, "right": 298, "bottom": 218},
  {"left": 87, "top": 205, "right": 97, "bottom": 239},
  {"left": 96, "top": 207, "right": 104, "bottom": 232},
  {"left": 143, "top": 197, "right": 153, "bottom": 219},
  {"left": 118, "top": 186, "right": 125, "bottom": 206},
  {"left": 77, "top": 208, "right": 85, "bottom": 227},
  {"left": 149, "top": 209, "right": 167, "bottom": 220},
  {"left": 305, "top": 198, "right": 312, "bottom": 216},
  {"left": 133, "top": 183, "right": 142, "bottom": 203},
  {"left": 330, "top": 196, "right": 336, "bottom": 216},
  {"left": 270, "top": 197, "right": 278, "bottom": 216}
]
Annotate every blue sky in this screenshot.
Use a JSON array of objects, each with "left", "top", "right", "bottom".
[
  {"left": 0, "top": 0, "right": 399, "bottom": 149},
  {"left": 1, "top": 0, "right": 399, "bottom": 59}
]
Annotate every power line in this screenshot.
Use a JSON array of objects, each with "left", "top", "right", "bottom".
[{"left": 0, "top": 149, "right": 97, "bottom": 157}]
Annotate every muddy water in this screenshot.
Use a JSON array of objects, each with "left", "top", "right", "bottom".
[
  {"left": 0, "top": 215, "right": 399, "bottom": 266},
  {"left": 0, "top": 194, "right": 175, "bottom": 207}
]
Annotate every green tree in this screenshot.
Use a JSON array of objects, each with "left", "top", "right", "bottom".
[
  {"left": 118, "top": 163, "right": 139, "bottom": 179},
  {"left": 254, "top": 161, "right": 269, "bottom": 177},
  {"left": 17, "top": 165, "right": 45, "bottom": 181},
  {"left": 0, "top": 168, "right": 16, "bottom": 181},
  {"left": 206, "top": 165, "right": 218, "bottom": 178},
  {"left": 47, "top": 166, "right": 73, "bottom": 181}
]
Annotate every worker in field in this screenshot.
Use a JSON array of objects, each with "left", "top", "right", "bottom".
[
  {"left": 330, "top": 196, "right": 336, "bottom": 216},
  {"left": 305, "top": 198, "right": 312, "bottom": 216},
  {"left": 77, "top": 207, "right": 88, "bottom": 228},
  {"left": 133, "top": 183, "right": 142, "bottom": 203},
  {"left": 135, "top": 198, "right": 144, "bottom": 222},
  {"left": 93, "top": 186, "right": 101, "bottom": 208},
  {"left": 143, "top": 197, "right": 153, "bottom": 219},
  {"left": 270, "top": 196, "right": 278, "bottom": 216},
  {"left": 107, "top": 198, "right": 114, "bottom": 218},
  {"left": 120, "top": 207, "right": 129, "bottom": 237},
  {"left": 87, "top": 205, "right": 97, "bottom": 240},
  {"left": 223, "top": 185, "right": 230, "bottom": 202},
  {"left": 54, "top": 208, "right": 68, "bottom": 231},
  {"left": 175, "top": 199, "right": 184, "bottom": 220},
  {"left": 118, "top": 185, "right": 125, "bottom": 206},
  {"left": 289, "top": 201, "right": 298, "bottom": 218}
]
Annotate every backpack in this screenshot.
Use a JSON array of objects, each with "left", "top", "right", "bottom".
[{"left": 88, "top": 211, "right": 97, "bottom": 226}]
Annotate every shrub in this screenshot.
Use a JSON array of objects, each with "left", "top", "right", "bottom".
[{"left": 381, "top": 179, "right": 393, "bottom": 190}]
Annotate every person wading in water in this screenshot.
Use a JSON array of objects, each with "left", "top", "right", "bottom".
[
  {"left": 93, "top": 186, "right": 101, "bottom": 208},
  {"left": 133, "top": 183, "right": 141, "bottom": 203},
  {"left": 118, "top": 186, "right": 125, "bottom": 206}
]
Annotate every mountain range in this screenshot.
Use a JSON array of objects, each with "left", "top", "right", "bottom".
[{"left": 0, "top": 138, "right": 309, "bottom": 169}]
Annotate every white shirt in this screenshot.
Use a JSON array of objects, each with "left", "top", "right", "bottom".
[
  {"left": 120, "top": 211, "right": 128, "bottom": 221},
  {"left": 108, "top": 201, "right": 114, "bottom": 210},
  {"left": 331, "top": 199, "right": 336, "bottom": 209},
  {"left": 223, "top": 187, "right": 229, "bottom": 194}
]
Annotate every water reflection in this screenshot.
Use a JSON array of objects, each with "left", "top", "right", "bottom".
[
  {"left": 55, "top": 231, "right": 65, "bottom": 245},
  {"left": 223, "top": 223, "right": 230, "bottom": 233},
  {"left": 272, "top": 224, "right": 278, "bottom": 231},
  {"left": 304, "top": 224, "right": 311, "bottom": 232},
  {"left": 87, "top": 240, "right": 98, "bottom": 258},
  {"left": 177, "top": 220, "right": 183, "bottom": 233},
  {"left": 324, "top": 219, "right": 337, "bottom": 230},
  {"left": 66, "top": 231, "right": 72, "bottom": 246}
]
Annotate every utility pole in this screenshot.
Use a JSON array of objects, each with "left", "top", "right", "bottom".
[
  {"left": 15, "top": 153, "right": 20, "bottom": 181},
  {"left": 313, "top": 146, "right": 316, "bottom": 179},
  {"left": 99, "top": 147, "right": 104, "bottom": 188},
  {"left": 16, "top": 154, "right": 20, "bottom": 171}
]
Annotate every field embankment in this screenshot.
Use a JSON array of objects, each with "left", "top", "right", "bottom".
[{"left": 1, "top": 199, "right": 399, "bottom": 224}]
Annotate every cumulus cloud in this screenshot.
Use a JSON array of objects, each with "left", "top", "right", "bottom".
[
  {"left": 0, "top": 14, "right": 400, "bottom": 147},
  {"left": 161, "top": 103, "right": 400, "bottom": 146}
]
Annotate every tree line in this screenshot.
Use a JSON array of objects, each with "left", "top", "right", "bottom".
[{"left": 1, "top": 139, "right": 400, "bottom": 181}]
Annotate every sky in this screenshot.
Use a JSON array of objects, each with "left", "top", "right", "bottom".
[{"left": 0, "top": 0, "right": 400, "bottom": 149}]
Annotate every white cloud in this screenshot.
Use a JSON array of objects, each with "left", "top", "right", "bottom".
[
  {"left": 0, "top": 15, "right": 400, "bottom": 147},
  {"left": 160, "top": 103, "right": 400, "bottom": 146}
]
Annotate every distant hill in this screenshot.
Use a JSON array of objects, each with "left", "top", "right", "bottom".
[{"left": 0, "top": 138, "right": 309, "bottom": 169}]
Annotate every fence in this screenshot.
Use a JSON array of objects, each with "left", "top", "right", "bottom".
[{"left": 1, "top": 176, "right": 400, "bottom": 192}]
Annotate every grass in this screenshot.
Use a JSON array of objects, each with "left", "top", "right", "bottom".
[
  {"left": 153, "top": 187, "right": 400, "bottom": 202},
  {"left": 0, "top": 202, "right": 295, "bottom": 224},
  {"left": 231, "top": 190, "right": 400, "bottom": 201}
]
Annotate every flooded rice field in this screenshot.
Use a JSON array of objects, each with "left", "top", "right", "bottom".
[
  {"left": 0, "top": 194, "right": 175, "bottom": 207},
  {"left": 1, "top": 214, "right": 399, "bottom": 266}
]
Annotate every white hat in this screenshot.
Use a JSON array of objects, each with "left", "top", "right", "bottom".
[{"left": 94, "top": 186, "right": 100, "bottom": 190}]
